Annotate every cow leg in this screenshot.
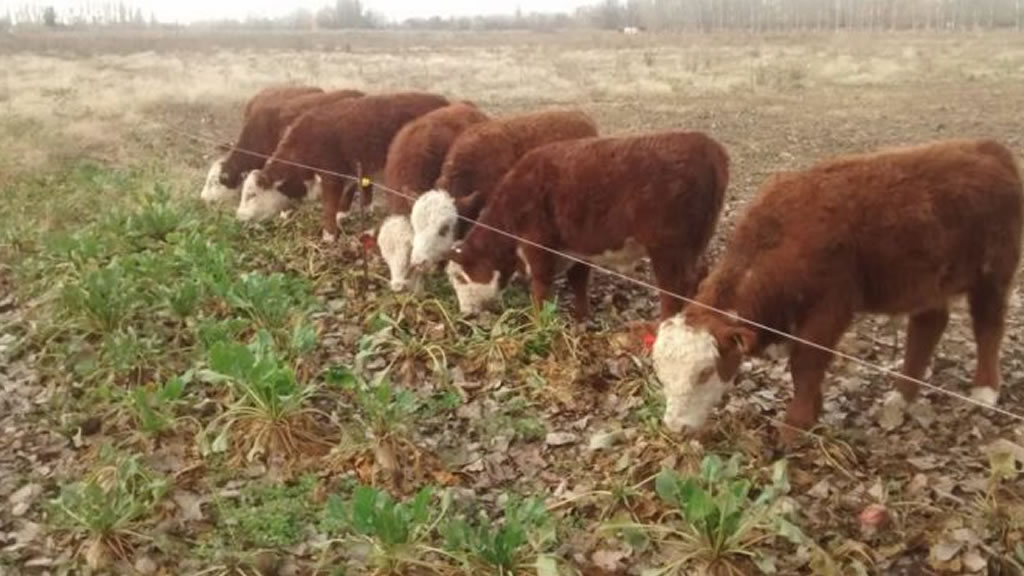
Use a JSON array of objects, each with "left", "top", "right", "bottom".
[
  {"left": 338, "top": 181, "right": 357, "bottom": 218},
  {"left": 566, "top": 262, "right": 591, "bottom": 322},
  {"left": 968, "top": 280, "right": 1009, "bottom": 405},
  {"left": 894, "top": 307, "right": 949, "bottom": 403},
  {"left": 523, "top": 248, "right": 557, "bottom": 318},
  {"left": 782, "top": 301, "right": 852, "bottom": 444},
  {"left": 648, "top": 247, "right": 695, "bottom": 320},
  {"left": 321, "top": 178, "right": 344, "bottom": 242}
]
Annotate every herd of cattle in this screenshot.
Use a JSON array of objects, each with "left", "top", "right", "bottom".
[{"left": 199, "top": 84, "right": 1024, "bottom": 442}]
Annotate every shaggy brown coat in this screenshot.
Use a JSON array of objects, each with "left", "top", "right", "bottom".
[
  {"left": 382, "top": 102, "right": 490, "bottom": 215},
  {"left": 450, "top": 131, "right": 730, "bottom": 320},
  {"left": 217, "top": 85, "right": 325, "bottom": 188},
  {"left": 437, "top": 109, "right": 599, "bottom": 237},
  {"left": 257, "top": 91, "right": 451, "bottom": 237},
  {"left": 218, "top": 87, "right": 362, "bottom": 187},
  {"left": 683, "top": 138, "right": 1023, "bottom": 439}
]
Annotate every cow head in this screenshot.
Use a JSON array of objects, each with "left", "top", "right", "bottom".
[
  {"left": 652, "top": 314, "right": 755, "bottom": 433},
  {"left": 235, "top": 170, "right": 308, "bottom": 222},
  {"left": 200, "top": 158, "right": 239, "bottom": 204},
  {"left": 374, "top": 215, "right": 419, "bottom": 293},
  {"left": 410, "top": 189, "right": 458, "bottom": 268},
  {"left": 445, "top": 242, "right": 502, "bottom": 316},
  {"left": 409, "top": 188, "right": 486, "bottom": 268}
]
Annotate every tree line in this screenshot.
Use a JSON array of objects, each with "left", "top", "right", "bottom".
[{"left": 4, "top": 0, "right": 1022, "bottom": 31}]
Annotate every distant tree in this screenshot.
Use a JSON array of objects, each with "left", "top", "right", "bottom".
[
  {"left": 593, "top": 0, "right": 624, "bottom": 29},
  {"left": 43, "top": 5, "right": 57, "bottom": 26},
  {"left": 335, "top": 0, "right": 366, "bottom": 28},
  {"left": 316, "top": 6, "right": 337, "bottom": 28}
]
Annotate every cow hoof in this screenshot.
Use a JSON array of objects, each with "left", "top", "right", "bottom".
[
  {"left": 335, "top": 211, "right": 349, "bottom": 226},
  {"left": 970, "top": 386, "right": 999, "bottom": 406},
  {"left": 321, "top": 230, "right": 338, "bottom": 244}
]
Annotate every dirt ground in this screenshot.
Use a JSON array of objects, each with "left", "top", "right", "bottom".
[{"left": 2, "top": 28, "right": 1024, "bottom": 575}]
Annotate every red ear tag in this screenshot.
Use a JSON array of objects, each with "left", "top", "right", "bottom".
[
  {"left": 359, "top": 231, "right": 377, "bottom": 252},
  {"left": 642, "top": 331, "right": 656, "bottom": 352}
]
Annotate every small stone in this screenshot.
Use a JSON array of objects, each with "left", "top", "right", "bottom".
[
  {"left": 8, "top": 483, "right": 41, "bottom": 516},
  {"left": 545, "top": 432, "right": 578, "bottom": 447},
  {"left": 808, "top": 479, "right": 832, "bottom": 499},
  {"left": 878, "top": 391, "right": 906, "bottom": 431},
  {"left": 589, "top": 430, "right": 625, "bottom": 451},
  {"left": 134, "top": 555, "right": 158, "bottom": 575},
  {"left": 962, "top": 550, "right": 987, "bottom": 572}
]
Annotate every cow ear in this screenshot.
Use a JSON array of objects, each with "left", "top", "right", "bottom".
[
  {"left": 720, "top": 323, "right": 761, "bottom": 354},
  {"left": 453, "top": 189, "right": 487, "bottom": 220}
]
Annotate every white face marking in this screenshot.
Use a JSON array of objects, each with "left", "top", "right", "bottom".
[
  {"left": 236, "top": 171, "right": 294, "bottom": 222},
  {"left": 971, "top": 386, "right": 999, "bottom": 406},
  {"left": 411, "top": 189, "right": 459, "bottom": 267},
  {"left": 200, "top": 159, "right": 238, "bottom": 204},
  {"left": 446, "top": 260, "right": 500, "bottom": 315},
  {"left": 566, "top": 237, "right": 646, "bottom": 274},
  {"left": 378, "top": 215, "right": 416, "bottom": 292},
  {"left": 652, "top": 316, "right": 732, "bottom": 432}
]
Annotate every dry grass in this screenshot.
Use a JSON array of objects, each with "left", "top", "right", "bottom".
[{"left": 3, "top": 29, "right": 1024, "bottom": 178}]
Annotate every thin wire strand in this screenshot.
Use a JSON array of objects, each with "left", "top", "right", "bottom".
[{"left": 161, "top": 121, "right": 1024, "bottom": 425}]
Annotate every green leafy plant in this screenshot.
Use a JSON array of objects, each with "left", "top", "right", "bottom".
[
  {"left": 604, "top": 455, "right": 810, "bottom": 576},
  {"left": 215, "top": 475, "right": 317, "bottom": 549},
  {"left": 461, "top": 301, "right": 576, "bottom": 377},
  {"left": 48, "top": 447, "right": 169, "bottom": 570},
  {"left": 441, "top": 495, "right": 560, "bottom": 575},
  {"left": 226, "top": 272, "right": 314, "bottom": 335},
  {"left": 200, "top": 331, "right": 324, "bottom": 462},
  {"left": 61, "top": 263, "right": 136, "bottom": 334},
  {"left": 125, "top": 184, "right": 186, "bottom": 243},
  {"left": 329, "top": 366, "right": 420, "bottom": 446},
  {"left": 357, "top": 310, "right": 449, "bottom": 382},
  {"left": 318, "top": 484, "right": 453, "bottom": 575},
  {"left": 129, "top": 372, "right": 190, "bottom": 436}
]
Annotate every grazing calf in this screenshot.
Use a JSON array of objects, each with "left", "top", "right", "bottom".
[
  {"left": 373, "top": 102, "right": 490, "bottom": 291},
  {"left": 236, "top": 91, "right": 450, "bottom": 241},
  {"left": 409, "top": 109, "right": 598, "bottom": 269},
  {"left": 200, "top": 84, "right": 324, "bottom": 203},
  {"left": 445, "top": 131, "right": 730, "bottom": 322},
  {"left": 652, "top": 138, "right": 1023, "bottom": 442}
]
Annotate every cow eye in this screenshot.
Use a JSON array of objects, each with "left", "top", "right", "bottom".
[
  {"left": 438, "top": 223, "right": 451, "bottom": 237},
  {"left": 697, "top": 366, "right": 715, "bottom": 384}
]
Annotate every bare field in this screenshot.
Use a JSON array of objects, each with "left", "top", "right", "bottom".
[{"left": 3, "top": 29, "right": 1024, "bottom": 575}]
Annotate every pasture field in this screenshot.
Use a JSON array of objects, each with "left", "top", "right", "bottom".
[{"left": 2, "top": 28, "right": 1024, "bottom": 575}]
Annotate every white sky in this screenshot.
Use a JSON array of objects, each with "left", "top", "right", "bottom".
[{"left": 3, "top": 0, "right": 593, "bottom": 23}]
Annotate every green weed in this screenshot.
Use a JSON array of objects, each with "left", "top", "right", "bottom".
[
  {"left": 199, "top": 330, "right": 325, "bottom": 463},
  {"left": 603, "top": 455, "right": 812, "bottom": 576},
  {"left": 441, "top": 495, "right": 560, "bottom": 575},
  {"left": 47, "top": 447, "right": 169, "bottom": 569},
  {"left": 318, "top": 484, "right": 453, "bottom": 574}
]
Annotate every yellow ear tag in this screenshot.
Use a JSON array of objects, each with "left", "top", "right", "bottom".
[{"left": 360, "top": 177, "right": 371, "bottom": 188}]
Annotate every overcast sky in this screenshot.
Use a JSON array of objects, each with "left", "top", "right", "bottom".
[{"left": 4, "top": 0, "right": 593, "bottom": 23}]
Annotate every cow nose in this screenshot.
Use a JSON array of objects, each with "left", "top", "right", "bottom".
[{"left": 390, "top": 280, "right": 407, "bottom": 292}]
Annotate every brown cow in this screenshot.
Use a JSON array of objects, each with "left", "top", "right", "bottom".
[
  {"left": 408, "top": 109, "right": 599, "bottom": 268},
  {"left": 372, "top": 102, "right": 491, "bottom": 292},
  {"left": 236, "top": 91, "right": 450, "bottom": 241},
  {"left": 445, "top": 131, "right": 730, "bottom": 323},
  {"left": 200, "top": 84, "right": 324, "bottom": 203},
  {"left": 651, "top": 138, "right": 1023, "bottom": 444}
]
